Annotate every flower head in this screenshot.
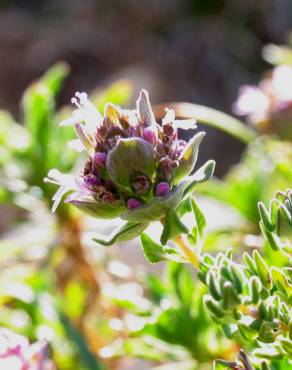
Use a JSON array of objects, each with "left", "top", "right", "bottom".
[{"left": 45, "top": 89, "right": 212, "bottom": 222}]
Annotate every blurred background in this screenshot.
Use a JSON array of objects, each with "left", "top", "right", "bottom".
[
  {"left": 1, "top": 0, "right": 292, "bottom": 173},
  {"left": 1, "top": 1, "right": 292, "bottom": 370}
]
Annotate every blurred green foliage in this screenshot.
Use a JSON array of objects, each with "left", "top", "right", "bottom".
[{"left": 0, "top": 64, "right": 132, "bottom": 369}]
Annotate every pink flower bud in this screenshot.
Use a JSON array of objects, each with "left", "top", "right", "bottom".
[
  {"left": 143, "top": 127, "right": 157, "bottom": 145},
  {"left": 127, "top": 198, "right": 142, "bottom": 209},
  {"left": 155, "top": 182, "right": 170, "bottom": 197},
  {"left": 93, "top": 152, "right": 107, "bottom": 167}
]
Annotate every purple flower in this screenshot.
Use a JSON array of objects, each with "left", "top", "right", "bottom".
[
  {"left": 127, "top": 198, "right": 142, "bottom": 209},
  {"left": 155, "top": 182, "right": 170, "bottom": 197},
  {"left": 93, "top": 152, "right": 107, "bottom": 168},
  {"left": 143, "top": 127, "right": 157, "bottom": 145}
]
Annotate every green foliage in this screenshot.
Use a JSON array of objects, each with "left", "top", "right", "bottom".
[
  {"left": 0, "top": 66, "right": 133, "bottom": 369},
  {"left": 201, "top": 139, "right": 292, "bottom": 226},
  {"left": 200, "top": 189, "right": 292, "bottom": 369},
  {"left": 106, "top": 263, "right": 236, "bottom": 368}
]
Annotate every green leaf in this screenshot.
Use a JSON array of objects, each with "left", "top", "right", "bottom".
[
  {"left": 280, "top": 338, "right": 292, "bottom": 356},
  {"left": 172, "top": 132, "right": 205, "bottom": 185},
  {"left": 92, "top": 79, "right": 133, "bottom": 110},
  {"left": 21, "top": 64, "right": 69, "bottom": 187},
  {"left": 93, "top": 221, "right": 149, "bottom": 246},
  {"left": 107, "top": 138, "right": 155, "bottom": 194},
  {"left": 60, "top": 313, "right": 105, "bottom": 370},
  {"left": 191, "top": 197, "right": 206, "bottom": 238},
  {"left": 253, "top": 250, "right": 272, "bottom": 290},
  {"left": 222, "top": 281, "right": 241, "bottom": 310},
  {"left": 22, "top": 82, "right": 54, "bottom": 183},
  {"left": 271, "top": 266, "right": 291, "bottom": 296},
  {"left": 160, "top": 209, "right": 188, "bottom": 245},
  {"left": 253, "top": 347, "right": 282, "bottom": 360},
  {"left": 208, "top": 271, "right": 222, "bottom": 301},
  {"left": 250, "top": 276, "right": 262, "bottom": 304},
  {"left": 204, "top": 295, "right": 224, "bottom": 318},
  {"left": 243, "top": 252, "right": 258, "bottom": 275},
  {"left": 69, "top": 196, "right": 126, "bottom": 219},
  {"left": 230, "top": 264, "right": 244, "bottom": 294},
  {"left": 176, "top": 197, "right": 192, "bottom": 217},
  {"left": 41, "top": 62, "right": 70, "bottom": 96},
  {"left": 257, "top": 322, "right": 279, "bottom": 343},
  {"left": 183, "top": 160, "right": 216, "bottom": 198},
  {"left": 187, "top": 227, "right": 199, "bottom": 246},
  {"left": 120, "top": 181, "right": 187, "bottom": 222},
  {"left": 259, "top": 221, "right": 282, "bottom": 251},
  {"left": 140, "top": 233, "right": 184, "bottom": 263},
  {"left": 258, "top": 202, "right": 275, "bottom": 232}
]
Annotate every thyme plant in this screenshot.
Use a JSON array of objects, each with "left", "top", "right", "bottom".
[{"left": 47, "top": 90, "right": 292, "bottom": 369}]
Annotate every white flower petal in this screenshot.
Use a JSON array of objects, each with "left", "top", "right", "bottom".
[
  {"left": 68, "top": 139, "right": 85, "bottom": 152},
  {"left": 173, "top": 118, "right": 197, "bottom": 130},
  {"left": 44, "top": 170, "right": 81, "bottom": 212},
  {"left": 162, "top": 108, "right": 175, "bottom": 125}
]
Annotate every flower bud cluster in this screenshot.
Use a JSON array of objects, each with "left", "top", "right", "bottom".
[{"left": 45, "top": 89, "right": 208, "bottom": 222}]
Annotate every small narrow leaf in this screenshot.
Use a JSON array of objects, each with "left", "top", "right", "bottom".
[
  {"left": 204, "top": 295, "right": 225, "bottom": 318},
  {"left": 160, "top": 210, "right": 188, "bottom": 245},
  {"left": 253, "top": 250, "right": 272, "bottom": 290},
  {"left": 183, "top": 160, "right": 215, "bottom": 197},
  {"left": 93, "top": 222, "right": 148, "bottom": 246},
  {"left": 140, "top": 233, "right": 166, "bottom": 263},
  {"left": 172, "top": 131, "right": 205, "bottom": 185},
  {"left": 259, "top": 221, "right": 282, "bottom": 251},
  {"left": 191, "top": 197, "right": 206, "bottom": 238},
  {"left": 222, "top": 281, "right": 241, "bottom": 310},
  {"left": 250, "top": 276, "right": 262, "bottom": 304},
  {"left": 243, "top": 252, "right": 258, "bottom": 275},
  {"left": 258, "top": 202, "right": 275, "bottom": 232},
  {"left": 208, "top": 271, "right": 222, "bottom": 301},
  {"left": 140, "top": 233, "right": 184, "bottom": 263}
]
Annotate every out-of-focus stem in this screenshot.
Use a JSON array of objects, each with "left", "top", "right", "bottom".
[{"left": 173, "top": 234, "right": 199, "bottom": 269}]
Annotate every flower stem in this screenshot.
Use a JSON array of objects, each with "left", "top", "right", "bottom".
[{"left": 173, "top": 235, "right": 200, "bottom": 269}]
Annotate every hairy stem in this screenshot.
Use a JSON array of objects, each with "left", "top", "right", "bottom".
[{"left": 173, "top": 234, "right": 200, "bottom": 269}]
